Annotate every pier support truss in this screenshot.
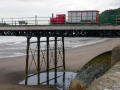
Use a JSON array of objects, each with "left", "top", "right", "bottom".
[{"left": 25, "top": 37, "right": 65, "bottom": 85}]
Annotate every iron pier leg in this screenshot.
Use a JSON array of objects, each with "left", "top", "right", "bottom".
[
  {"left": 62, "top": 37, "right": 65, "bottom": 90},
  {"left": 47, "top": 37, "right": 49, "bottom": 84},
  {"left": 62, "top": 37, "right": 65, "bottom": 71},
  {"left": 25, "top": 37, "right": 30, "bottom": 85},
  {"left": 54, "top": 37, "right": 57, "bottom": 84},
  {"left": 37, "top": 37, "right": 40, "bottom": 85},
  {"left": 63, "top": 71, "right": 65, "bottom": 90}
]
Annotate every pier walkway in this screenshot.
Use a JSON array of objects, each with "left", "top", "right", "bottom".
[{"left": 0, "top": 25, "right": 120, "bottom": 37}]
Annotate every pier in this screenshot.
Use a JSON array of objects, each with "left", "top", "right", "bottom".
[
  {"left": 0, "top": 24, "right": 120, "bottom": 86},
  {"left": 0, "top": 25, "right": 120, "bottom": 37}
]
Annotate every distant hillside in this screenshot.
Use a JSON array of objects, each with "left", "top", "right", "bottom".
[{"left": 99, "top": 8, "right": 120, "bottom": 24}]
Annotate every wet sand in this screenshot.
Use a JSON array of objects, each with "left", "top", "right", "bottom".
[{"left": 0, "top": 38, "right": 120, "bottom": 90}]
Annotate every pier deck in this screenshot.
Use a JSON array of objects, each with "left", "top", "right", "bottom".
[{"left": 0, "top": 25, "right": 120, "bottom": 37}]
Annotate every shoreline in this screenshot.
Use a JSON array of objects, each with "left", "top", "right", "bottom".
[
  {"left": 0, "top": 38, "right": 120, "bottom": 90},
  {"left": 65, "top": 38, "right": 120, "bottom": 71}
]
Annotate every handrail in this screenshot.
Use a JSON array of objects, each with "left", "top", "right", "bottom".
[{"left": 0, "top": 15, "right": 119, "bottom": 26}]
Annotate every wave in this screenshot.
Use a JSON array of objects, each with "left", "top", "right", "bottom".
[{"left": 0, "top": 37, "right": 108, "bottom": 59}]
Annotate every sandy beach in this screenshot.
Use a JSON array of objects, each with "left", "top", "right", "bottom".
[{"left": 0, "top": 38, "right": 120, "bottom": 90}]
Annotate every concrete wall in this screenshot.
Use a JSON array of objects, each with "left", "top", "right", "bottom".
[
  {"left": 70, "top": 45, "right": 120, "bottom": 90},
  {"left": 87, "top": 45, "right": 120, "bottom": 90}
]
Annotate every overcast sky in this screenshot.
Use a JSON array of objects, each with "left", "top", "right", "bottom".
[{"left": 0, "top": 0, "right": 120, "bottom": 18}]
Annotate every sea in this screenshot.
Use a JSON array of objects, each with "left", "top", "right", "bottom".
[
  {"left": 0, "top": 36, "right": 108, "bottom": 59},
  {"left": 6, "top": 36, "right": 108, "bottom": 90}
]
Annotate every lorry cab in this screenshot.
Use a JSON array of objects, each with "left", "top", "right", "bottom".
[{"left": 50, "top": 14, "right": 66, "bottom": 24}]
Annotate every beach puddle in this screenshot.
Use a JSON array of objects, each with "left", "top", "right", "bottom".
[{"left": 19, "top": 72, "right": 77, "bottom": 90}]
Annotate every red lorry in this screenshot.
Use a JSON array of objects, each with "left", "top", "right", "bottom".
[{"left": 50, "top": 14, "right": 66, "bottom": 24}]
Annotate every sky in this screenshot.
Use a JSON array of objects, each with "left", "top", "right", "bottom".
[{"left": 0, "top": 0, "right": 120, "bottom": 18}]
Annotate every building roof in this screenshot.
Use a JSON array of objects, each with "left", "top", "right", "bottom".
[{"left": 68, "top": 10, "right": 99, "bottom": 12}]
